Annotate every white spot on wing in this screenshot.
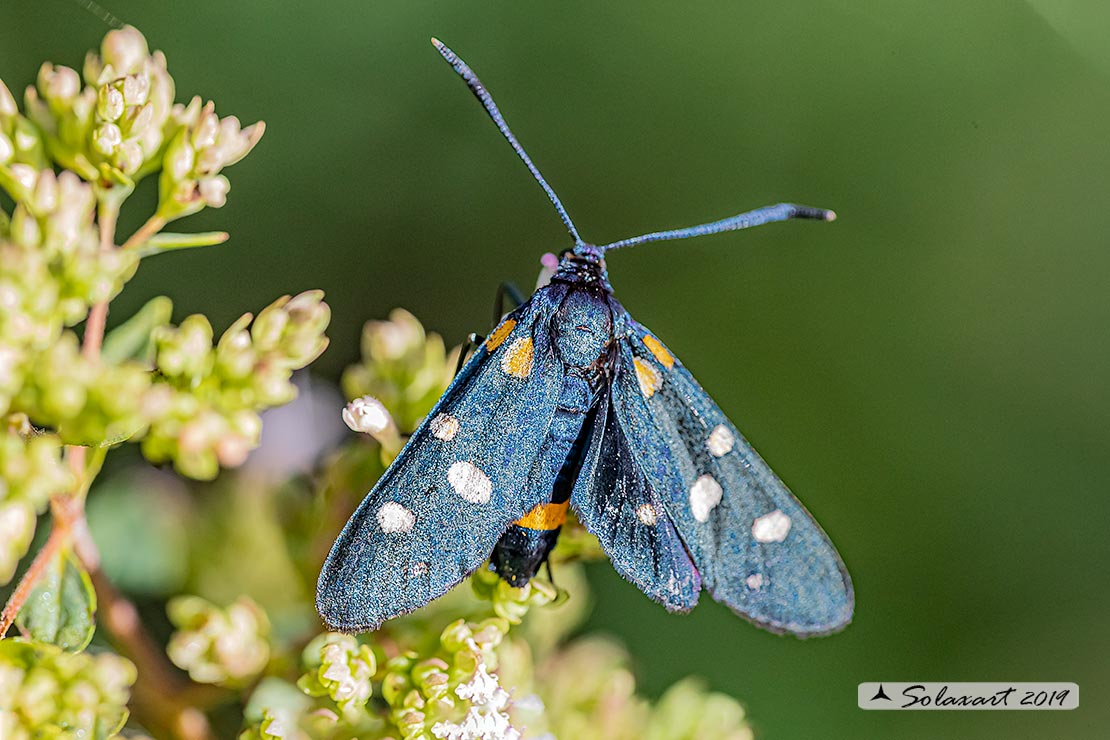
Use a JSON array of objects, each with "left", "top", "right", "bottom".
[
  {"left": 689, "top": 474, "right": 723, "bottom": 522},
  {"left": 752, "top": 509, "right": 792, "bottom": 543},
  {"left": 746, "top": 573, "right": 765, "bottom": 590},
  {"left": 376, "top": 502, "right": 415, "bottom": 533},
  {"left": 706, "top": 424, "right": 735, "bottom": 457},
  {"left": 635, "top": 503, "right": 658, "bottom": 526},
  {"left": 447, "top": 461, "right": 492, "bottom": 504},
  {"left": 430, "top": 413, "right": 459, "bottom": 441}
]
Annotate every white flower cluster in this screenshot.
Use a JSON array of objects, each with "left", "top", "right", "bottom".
[{"left": 432, "top": 663, "right": 523, "bottom": 740}]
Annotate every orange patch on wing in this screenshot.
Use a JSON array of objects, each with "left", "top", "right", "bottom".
[
  {"left": 485, "top": 319, "right": 517, "bottom": 350},
  {"left": 634, "top": 357, "right": 663, "bottom": 398},
  {"left": 501, "top": 337, "right": 534, "bottom": 378},
  {"left": 642, "top": 335, "right": 674, "bottom": 368},
  {"left": 515, "top": 500, "right": 569, "bottom": 531}
]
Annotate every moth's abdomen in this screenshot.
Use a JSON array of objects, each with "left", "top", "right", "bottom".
[{"left": 490, "top": 371, "right": 602, "bottom": 585}]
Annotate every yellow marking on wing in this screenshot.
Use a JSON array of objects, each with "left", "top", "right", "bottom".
[
  {"left": 486, "top": 318, "right": 517, "bottom": 350},
  {"left": 501, "top": 337, "right": 534, "bottom": 378},
  {"left": 514, "top": 500, "right": 569, "bottom": 531},
  {"left": 634, "top": 356, "right": 662, "bottom": 398},
  {"left": 642, "top": 335, "right": 674, "bottom": 369}
]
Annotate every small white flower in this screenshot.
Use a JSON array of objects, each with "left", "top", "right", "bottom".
[
  {"left": 98, "top": 85, "right": 125, "bottom": 121},
  {"left": 198, "top": 175, "right": 230, "bottom": 208},
  {"left": 41, "top": 64, "right": 80, "bottom": 103},
  {"left": 93, "top": 122, "right": 122, "bottom": 155},
  {"left": 343, "top": 395, "right": 392, "bottom": 435},
  {"left": 455, "top": 663, "right": 501, "bottom": 705},
  {"left": 432, "top": 663, "right": 522, "bottom": 740}
]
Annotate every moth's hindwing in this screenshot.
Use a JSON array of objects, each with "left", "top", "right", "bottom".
[
  {"left": 316, "top": 289, "right": 567, "bottom": 631},
  {"left": 609, "top": 316, "right": 853, "bottom": 635},
  {"left": 569, "top": 383, "right": 702, "bottom": 611}
]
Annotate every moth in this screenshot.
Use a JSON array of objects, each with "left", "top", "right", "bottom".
[{"left": 317, "top": 39, "right": 853, "bottom": 636}]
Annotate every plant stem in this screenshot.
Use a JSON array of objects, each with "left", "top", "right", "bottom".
[
  {"left": 0, "top": 519, "right": 71, "bottom": 636},
  {"left": 0, "top": 196, "right": 121, "bottom": 636},
  {"left": 121, "top": 213, "right": 167, "bottom": 251}
]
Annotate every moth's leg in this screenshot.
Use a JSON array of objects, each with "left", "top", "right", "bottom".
[
  {"left": 492, "top": 282, "right": 526, "bottom": 328},
  {"left": 453, "top": 332, "right": 485, "bottom": 378},
  {"left": 455, "top": 283, "right": 525, "bottom": 378},
  {"left": 543, "top": 559, "right": 557, "bottom": 588}
]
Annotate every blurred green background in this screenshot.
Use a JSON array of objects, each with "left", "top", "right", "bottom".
[{"left": 3, "top": 0, "right": 1109, "bottom": 737}]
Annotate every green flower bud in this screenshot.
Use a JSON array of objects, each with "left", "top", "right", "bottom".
[
  {"left": 412, "top": 658, "right": 451, "bottom": 701},
  {"left": 297, "top": 633, "right": 375, "bottom": 717},
  {"left": 164, "top": 133, "right": 195, "bottom": 182},
  {"left": 342, "top": 309, "right": 458, "bottom": 434},
  {"left": 37, "top": 64, "right": 81, "bottom": 110},
  {"left": 0, "top": 639, "right": 135, "bottom": 738},
  {"left": 158, "top": 97, "right": 263, "bottom": 221},
  {"left": 155, "top": 314, "right": 214, "bottom": 380},
  {"left": 92, "top": 122, "right": 122, "bottom": 156},
  {"left": 0, "top": 131, "right": 13, "bottom": 164},
  {"left": 167, "top": 595, "right": 271, "bottom": 686},
  {"left": 646, "top": 678, "right": 753, "bottom": 740},
  {"left": 215, "top": 314, "right": 257, "bottom": 380},
  {"left": 97, "top": 84, "right": 125, "bottom": 122},
  {"left": 0, "top": 78, "right": 16, "bottom": 117},
  {"left": 5, "top": 163, "right": 38, "bottom": 202},
  {"left": 99, "top": 25, "right": 150, "bottom": 77}
]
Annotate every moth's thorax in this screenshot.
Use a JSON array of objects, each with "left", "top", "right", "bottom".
[
  {"left": 550, "top": 243, "right": 612, "bottom": 292},
  {"left": 552, "top": 288, "right": 613, "bottom": 371}
]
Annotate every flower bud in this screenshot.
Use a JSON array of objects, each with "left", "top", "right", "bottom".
[
  {"left": 121, "top": 73, "right": 149, "bottom": 106},
  {"left": 165, "top": 135, "right": 196, "bottom": 181},
  {"left": 0, "top": 131, "right": 13, "bottom": 163},
  {"left": 302, "top": 634, "right": 376, "bottom": 714},
  {"left": 31, "top": 169, "right": 58, "bottom": 213},
  {"left": 167, "top": 595, "right": 271, "bottom": 686},
  {"left": 198, "top": 175, "right": 229, "bottom": 208},
  {"left": 115, "top": 140, "right": 144, "bottom": 174},
  {"left": 343, "top": 395, "right": 392, "bottom": 435},
  {"left": 92, "top": 122, "right": 122, "bottom": 155},
  {"left": 38, "top": 64, "right": 81, "bottom": 106},
  {"left": 97, "top": 84, "right": 125, "bottom": 121},
  {"left": 155, "top": 314, "right": 214, "bottom": 379},
  {"left": 0, "top": 500, "right": 35, "bottom": 584},
  {"left": 0, "top": 641, "right": 135, "bottom": 736},
  {"left": 100, "top": 25, "right": 150, "bottom": 76},
  {"left": 8, "top": 162, "right": 37, "bottom": 193},
  {"left": 0, "top": 78, "right": 16, "bottom": 117}
]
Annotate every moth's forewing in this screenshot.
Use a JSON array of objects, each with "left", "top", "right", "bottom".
[
  {"left": 316, "top": 287, "right": 570, "bottom": 632},
  {"left": 605, "top": 313, "right": 853, "bottom": 635}
]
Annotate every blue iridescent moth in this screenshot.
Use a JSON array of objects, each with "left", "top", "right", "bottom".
[{"left": 317, "top": 39, "right": 853, "bottom": 636}]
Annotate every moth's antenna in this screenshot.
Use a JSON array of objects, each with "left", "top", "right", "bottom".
[
  {"left": 432, "top": 38, "right": 583, "bottom": 246},
  {"left": 600, "top": 203, "right": 835, "bottom": 252}
]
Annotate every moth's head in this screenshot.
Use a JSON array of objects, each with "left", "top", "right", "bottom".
[
  {"left": 550, "top": 243, "right": 612, "bottom": 291},
  {"left": 570, "top": 242, "right": 605, "bottom": 264}
]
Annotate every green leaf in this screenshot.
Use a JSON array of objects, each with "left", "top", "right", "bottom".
[
  {"left": 16, "top": 549, "right": 97, "bottom": 651},
  {"left": 135, "top": 230, "right": 229, "bottom": 257},
  {"left": 101, "top": 295, "right": 174, "bottom": 365}
]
